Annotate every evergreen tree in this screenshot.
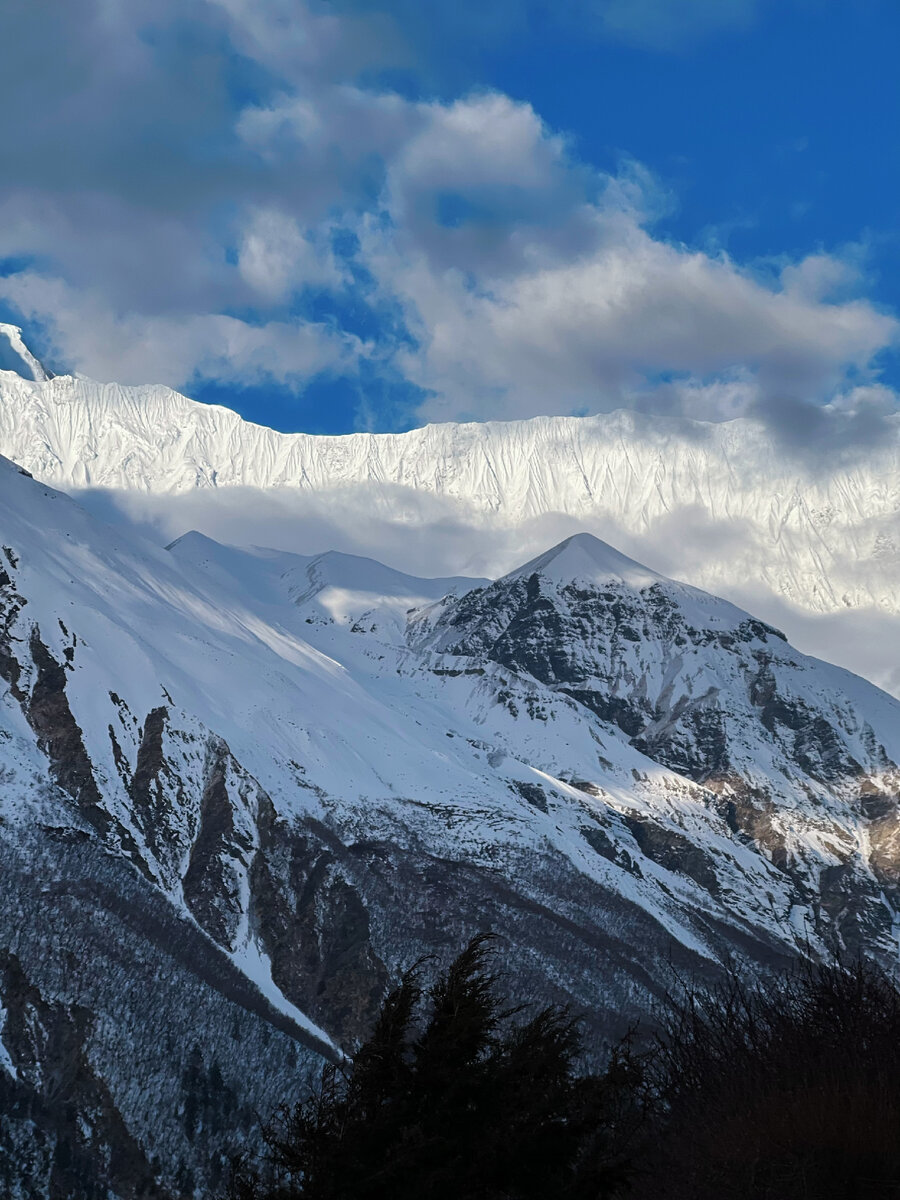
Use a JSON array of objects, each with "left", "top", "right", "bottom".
[{"left": 226, "top": 935, "right": 642, "bottom": 1200}]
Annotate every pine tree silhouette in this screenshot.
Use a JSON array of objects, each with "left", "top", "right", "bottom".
[{"left": 226, "top": 934, "right": 641, "bottom": 1199}]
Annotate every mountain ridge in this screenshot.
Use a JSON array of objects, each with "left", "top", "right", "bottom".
[{"left": 1, "top": 333, "right": 899, "bottom": 696}]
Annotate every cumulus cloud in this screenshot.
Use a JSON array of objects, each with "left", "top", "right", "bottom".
[
  {"left": 359, "top": 144, "right": 897, "bottom": 435},
  {"left": 0, "top": 273, "right": 362, "bottom": 388},
  {"left": 0, "top": 0, "right": 896, "bottom": 449},
  {"left": 237, "top": 209, "right": 345, "bottom": 300},
  {"left": 211, "top": 0, "right": 404, "bottom": 86},
  {"left": 235, "top": 72, "right": 898, "bottom": 445}
]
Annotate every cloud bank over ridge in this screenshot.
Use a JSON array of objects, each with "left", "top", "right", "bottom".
[{"left": 71, "top": 478, "right": 900, "bottom": 701}]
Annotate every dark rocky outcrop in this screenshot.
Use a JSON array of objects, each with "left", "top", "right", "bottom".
[
  {"left": 182, "top": 741, "right": 255, "bottom": 948},
  {"left": 250, "top": 804, "right": 388, "bottom": 1049}
]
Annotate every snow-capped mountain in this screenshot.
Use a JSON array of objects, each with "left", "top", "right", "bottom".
[
  {"left": 2, "top": 323, "right": 900, "bottom": 695},
  {"left": 1, "top": 445, "right": 899, "bottom": 1195},
  {"left": 414, "top": 533, "right": 900, "bottom": 951}
]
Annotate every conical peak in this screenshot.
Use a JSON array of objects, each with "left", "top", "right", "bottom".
[{"left": 503, "top": 531, "right": 666, "bottom": 590}]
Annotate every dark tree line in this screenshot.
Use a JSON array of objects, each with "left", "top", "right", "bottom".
[
  {"left": 225, "top": 937, "right": 900, "bottom": 1200},
  {"left": 642, "top": 957, "right": 900, "bottom": 1199}
]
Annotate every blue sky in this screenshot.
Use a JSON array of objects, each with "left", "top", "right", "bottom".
[{"left": 0, "top": 0, "right": 897, "bottom": 449}]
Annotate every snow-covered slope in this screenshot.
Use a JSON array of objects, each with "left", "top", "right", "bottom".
[
  {"left": 1, "top": 455, "right": 897, "bottom": 1190},
  {"left": 506, "top": 533, "right": 668, "bottom": 590},
  {"left": 1, "top": 346, "right": 899, "bottom": 696},
  {"left": 167, "top": 530, "right": 486, "bottom": 632},
  {"left": 0, "top": 458, "right": 814, "bottom": 1193}
]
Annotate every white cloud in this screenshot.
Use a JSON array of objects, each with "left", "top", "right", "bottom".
[
  {"left": 0, "top": 0, "right": 895, "bottom": 448},
  {"left": 209, "top": 0, "right": 403, "bottom": 86},
  {"left": 237, "top": 209, "right": 345, "bottom": 300},
  {"left": 358, "top": 177, "right": 897, "bottom": 424},
  {"left": 0, "top": 272, "right": 362, "bottom": 388},
  {"left": 779, "top": 251, "right": 863, "bottom": 303}
]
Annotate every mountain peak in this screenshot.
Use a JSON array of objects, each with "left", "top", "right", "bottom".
[
  {"left": 0, "top": 323, "right": 52, "bottom": 382},
  {"left": 504, "top": 531, "right": 666, "bottom": 590}
]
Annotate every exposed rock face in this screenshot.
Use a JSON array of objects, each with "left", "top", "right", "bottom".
[
  {"left": 415, "top": 535, "right": 900, "bottom": 960},
  {"left": 249, "top": 806, "right": 389, "bottom": 1047},
  {"left": 128, "top": 705, "right": 176, "bottom": 858},
  {"left": 868, "top": 796, "right": 900, "bottom": 885},
  {"left": 428, "top": 570, "right": 788, "bottom": 785},
  {"left": 182, "top": 740, "right": 257, "bottom": 948},
  {"left": 27, "top": 627, "right": 105, "bottom": 820}
]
